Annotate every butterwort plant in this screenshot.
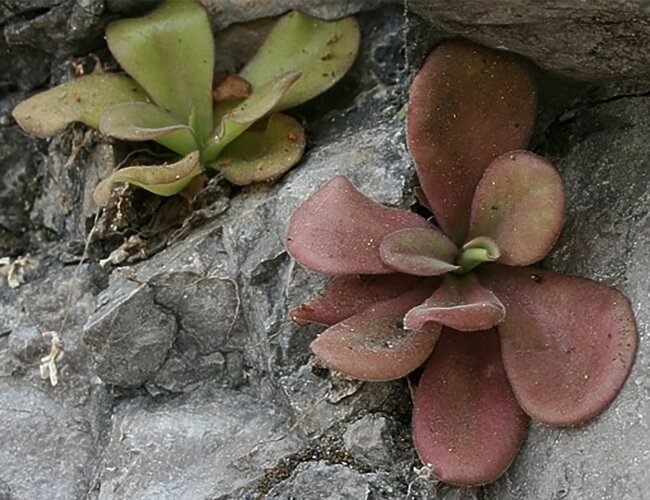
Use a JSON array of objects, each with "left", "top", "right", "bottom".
[
  {"left": 13, "top": 0, "right": 359, "bottom": 204},
  {"left": 285, "top": 40, "right": 638, "bottom": 485}
]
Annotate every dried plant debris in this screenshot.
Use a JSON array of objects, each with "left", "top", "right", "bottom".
[
  {"left": 0, "top": 255, "right": 39, "bottom": 288},
  {"left": 39, "top": 331, "right": 64, "bottom": 386}
]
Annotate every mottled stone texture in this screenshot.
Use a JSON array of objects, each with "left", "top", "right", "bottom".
[
  {"left": 408, "top": 0, "right": 650, "bottom": 81},
  {"left": 0, "top": 1, "right": 648, "bottom": 499}
]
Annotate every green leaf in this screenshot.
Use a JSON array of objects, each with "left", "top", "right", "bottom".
[
  {"left": 213, "top": 113, "right": 305, "bottom": 185},
  {"left": 12, "top": 74, "right": 147, "bottom": 138},
  {"left": 239, "top": 11, "right": 360, "bottom": 111},
  {"left": 93, "top": 151, "right": 203, "bottom": 205},
  {"left": 202, "top": 72, "right": 300, "bottom": 163},
  {"left": 456, "top": 237, "right": 500, "bottom": 273},
  {"left": 106, "top": 0, "right": 214, "bottom": 139},
  {"left": 100, "top": 102, "right": 198, "bottom": 155}
]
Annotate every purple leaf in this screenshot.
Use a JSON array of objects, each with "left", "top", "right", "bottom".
[
  {"left": 291, "top": 273, "right": 423, "bottom": 326},
  {"left": 468, "top": 151, "right": 565, "bottom": 265},
  {"left": 413, "top": 328, "right": 528, "bottom": 486},
  {"left": 404, "top": 273, "right": 505, "bottom": 331},
  {"left": 379, "top": 228, "right": 459, "bottom": 276},
  {"left": 481, "top": 265, "right": 638, "bottom": 425},
  {"left": 310, "top": 283, "right": 440, "bottom": 381},
  {"left": 407, "top": 40, "right": 537, "bottom": 244},
  {"left": 286, "top": 176, "right": 433, "bottom": 275}
]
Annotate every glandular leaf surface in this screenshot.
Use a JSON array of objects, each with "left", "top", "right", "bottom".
[
  {"left": 311, "top": 283, "right": 440, "bottom": 381},
  {"left": 215, "top": 113, "right": 305, "bottom": 185},
  {"left": 407, "top": 40, "right": 536, "bottom": 244},
  {"left": 285, "top": 176, "right": 433, "bottom": 275},
  {"left": 240, "top": 11, "right": 360, "bottom": 111},
  {"left": 291, "top": 274, "right": 423, "bottom": 326},
  {"left": 468, "top": 151, "right": 565, "bottom": 266},
  {"left": 413, "top": 328, "right": 528, "bottom": 485},
  {"left": 203, "top": 72, "right": 300, "bottom": 162},
  {"left": 480, "top": 264, "right": 638, "bottom": 426}
]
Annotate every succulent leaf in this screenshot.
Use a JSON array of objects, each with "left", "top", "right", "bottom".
[
  {"left": 310, "top": 283, "right": 441, "bottom": 381},
  {"left": 213, "top": 113, "right": 305, "bottom": 185},
  {"left": 100, "top": 102, "right": 198, "bottom": 155},
  {"left": 106, "top": 0, "right": 214, "bottom": 139},
  {"left": 93, "top": 151, "right": 203, "bottom": 206},
  {"left": 404, "top": 273, "right": 505, "bottom": 331},
  {"left": 407, "top": 40, "right": 537, "bottom": 244},
  {"left": 12, "top": 74, "right": 147, "bottom": 138},
  {"left": 468, "top": 151, "right": 565, "bottom": 266},
  {"left": 413, "top": 328, "right": 529, "bottom": 486},
  {"left": 379, "top": 228, "right": 460, "bottom": 276},
  {"left": 285, "top": 176, "right": 433, "bottom": 275},
  {"left": 203, "top": 72, "right": 301, "bottom": 162},
  {"left": 239, "top": 11, "right": 360, "bottom": 111},
  {"left": 480, "top": 265, "right": 638, "bottom": 426},
  {"left": 291, "top": 274, "right": 423, "bottom": 326}
]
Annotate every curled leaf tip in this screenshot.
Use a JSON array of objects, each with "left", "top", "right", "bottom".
[
  {"left": 404, "top": 273, "right": 506, "bottom": 331},
  {"left": 311, "top": 284, "right": 440, "bottom": 381},
  {"left": 93, "top": 151, "right": 202, "bottom": 206}
]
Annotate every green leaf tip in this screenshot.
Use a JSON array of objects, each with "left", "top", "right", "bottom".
[
  {"left": 203, "top": 72, "right": 301, "bottom": 163},
  {"left": 106, "top": 0, "right": 214, "bottom": 139},
  {"left": 100, "top": 102, "right": 198, "bottom": 155},
  {"left": 93, "top": 151, "right": 203, "bottom": 206},
  {"left": 240, "top": 11, "right": 360, "bottom": 111},
  {"left": 12, "top": 74, "right": 147, "bottom": 138}
]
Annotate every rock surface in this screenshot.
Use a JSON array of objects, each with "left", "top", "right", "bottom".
[
  {"left": 409, "top": 0, "right": 650, "bottom": 81},
  {"left": 0, "top": 1, "right": 648, "bottom": 500}
]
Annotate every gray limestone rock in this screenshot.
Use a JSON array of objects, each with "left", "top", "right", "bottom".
[
  {"left": 83, "top": 280, "right": 176, "bottom": 388},
  {"left": 343, "top": 414, "right": 396, "bottom": 469},
  {"left": 408, "top": 0, "right": 650, "bottom": 81},
  {"left": 95, "top": 383, "right": 303, "bottom": 499},
  {"left": 264, "top": 461, "right": 402, "bottom": 499},
  {"left": 0, "top": 265, "right": 110, "bottom": 499},
  {"left": 202, "top": 0, "right": 397, "bottom": 31},
  {"left": 0, "top": 381, "right": 109, "bottom": 500}
]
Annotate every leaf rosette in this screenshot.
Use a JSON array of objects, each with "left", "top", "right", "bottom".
[
  {"left": 284, "top": 40, "right": 638, "bottom": 486},
  {"left": 12, "top": 1, "right": 360, "bottom": 204}
]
